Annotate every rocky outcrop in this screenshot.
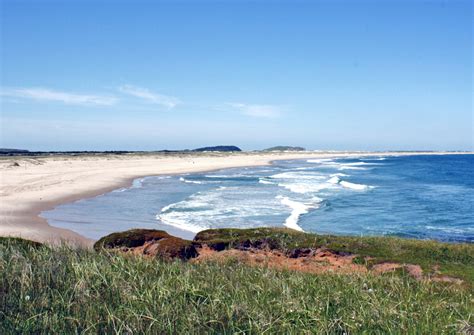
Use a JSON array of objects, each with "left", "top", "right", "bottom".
[{"left": 94, "top": 229, "right": 198, "bottom": 261}]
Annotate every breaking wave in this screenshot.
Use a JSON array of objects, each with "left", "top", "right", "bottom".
[{"left": 276, "top": 196, "right": 322, "bottom": 231}]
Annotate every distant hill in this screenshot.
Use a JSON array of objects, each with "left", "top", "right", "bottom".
[
  {"left": 263, "top": 146, "right": 305, "bottom": 152},
  {"left": 193, "top": 146, "right": 242, "bottom": 152}
]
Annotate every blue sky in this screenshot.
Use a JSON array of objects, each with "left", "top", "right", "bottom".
[{"left": 1, "top": 0, "right": 472, "bottom": 151}]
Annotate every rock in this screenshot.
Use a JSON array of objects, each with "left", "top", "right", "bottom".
[{"left": 94, "top": 229, "right": 198, "bottom": 261}]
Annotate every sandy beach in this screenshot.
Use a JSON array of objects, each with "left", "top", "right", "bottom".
[{"left": 0, "top": 151, "right": 470, "bottom": 246}]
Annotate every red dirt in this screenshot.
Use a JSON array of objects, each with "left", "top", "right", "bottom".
[
  {"left": 192, "top": 246, "right": 463, "bottom": 284},
  {"left": 372, "top": 262, "right": 424, "bottom": 280},
  {"left": 192, "top": 246, "right": 368, "bottom": 275},
  {"left": 372, "top": 262, "right": 403, "bottom": 274}
]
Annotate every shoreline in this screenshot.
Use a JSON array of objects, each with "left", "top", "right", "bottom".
[{"left": 1, "top": 151, "right": 472, "bottom": 246}]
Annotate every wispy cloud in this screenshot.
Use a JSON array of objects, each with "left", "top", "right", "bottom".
[
  {"left": 0, "top": 87, "right": 117, "bottom": 106},
  {"left": 118, "top": 85, "right": 180, "bottom": 109},
  {"left": 226, "top": 103, "right": 282, "bottom": 118}
]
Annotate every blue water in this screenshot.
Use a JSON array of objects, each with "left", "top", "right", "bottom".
[{"left": 41, "top": 155, "right": 474, "bottom": 243}]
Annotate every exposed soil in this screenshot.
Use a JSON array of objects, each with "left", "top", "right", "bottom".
[
  {"left": 192, "top": 245, "right": 463, "bottom": 284},
  {"left": 191, "top": 246, "right": 367, "bottom": 275},
  {"left": 372, "top": 262, "right": 423, "bottom": 279}
]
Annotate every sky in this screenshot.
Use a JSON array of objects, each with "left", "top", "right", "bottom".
[{"left": 1, "top": 0, "right": 472, "bottom": 151}]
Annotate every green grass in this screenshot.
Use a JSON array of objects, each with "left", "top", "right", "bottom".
[
  {"left": 195, "top": 228, "right": 474, "bottom": 283},
  {"left": 1, "top": 237, "right": 473, "bottom": 334}
]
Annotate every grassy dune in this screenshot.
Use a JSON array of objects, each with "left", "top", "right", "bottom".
[{"left": 1, "top": 233, "right": 473, "bottom": 334}]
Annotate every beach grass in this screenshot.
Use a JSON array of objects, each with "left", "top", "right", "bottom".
[{"left": 1, "top": 236, "right": 473, "bottom": 334}]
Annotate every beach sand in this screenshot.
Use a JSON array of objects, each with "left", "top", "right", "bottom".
[{"left": 0, "top": 151, "right": 469, "bottom": 246}]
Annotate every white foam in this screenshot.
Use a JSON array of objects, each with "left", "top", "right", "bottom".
[
  {"left": 157, "top": 212, "right": 208, "bottom": 233},
  {"left": 307, "top": 158, "right": 380, "bottom": 171},
  {"left": 330, "top": 173, "right": 349, "bottom": 177},
  {"left": 272, "top": 171, "right": 337, "bottom": 194},
  {"left": 338, "top": 166, "right": 369, "bottom": 171},
  {"left": 179, "top": 177, "right": 203, "bottom": 184},
  {"left": 307, "top": 158, "right": 335, "bottom": 164},
  {"left": 259, "top": 178, "right": 275, "bottom": 185},
  {"left": 342, "top": 162, "right": 376, "bottom": 166},
  {"left": 276, "top": 196, "right": 321, "bottom": 231},
  {"left": 157, "top": 187, "right": 287, "bottom": 233},
  {"left": 277, "top": 182, "right": 333, "bottom": 194},
  {"left": 160, "top": 203, "right": 175, "bottom": 213},
  {"left": 328, "top": 176, "right": 341, "bottom": 184},
  {"left": 270, "top": 171, "right": 326, "bottom": 180},
  {"left": 339, "top": 180, "right": 372, "bottom": 190},
  {"left": 327, "top": 175, "right": 372, "bottom": 190}
]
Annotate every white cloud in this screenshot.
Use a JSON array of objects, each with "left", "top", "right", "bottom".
[
  {"left": 0, "top": 87, "right": 117, "bottom": 106},
  {"left": 118, "top": 85, "right": 180, "bottom": 109},
  {"left": 226, "top": 103, "right": 282, "bottom": 118}
]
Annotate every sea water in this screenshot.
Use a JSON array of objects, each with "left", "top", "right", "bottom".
[{"left": 41, "top": 155, "right": 474, "bottom": 242}]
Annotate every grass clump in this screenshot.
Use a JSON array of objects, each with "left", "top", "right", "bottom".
[{"left": 1, "top": 236, "right": 473, "bottom": 334}]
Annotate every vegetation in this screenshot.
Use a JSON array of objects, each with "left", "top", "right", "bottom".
[
  {"left": 195, "top": 228, "right": 474, "bottom": 283},
  {"left": 192, "top": 145, "right": 242, "bottom": 152},
  {"left": 1, "top": 234, "right": 473, "bottom": 334}
]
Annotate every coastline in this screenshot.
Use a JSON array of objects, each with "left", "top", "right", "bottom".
[{"left": 1, "top": 151, "right": 471, "bottom": 246}]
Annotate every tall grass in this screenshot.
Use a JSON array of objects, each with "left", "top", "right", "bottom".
[{"left": 1, "top": 238, "right": 472, "bottom": 334}]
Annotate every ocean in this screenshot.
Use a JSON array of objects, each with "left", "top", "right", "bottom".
[{"left": 41, "top": 154, "right": 474, "bottom": 243}]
